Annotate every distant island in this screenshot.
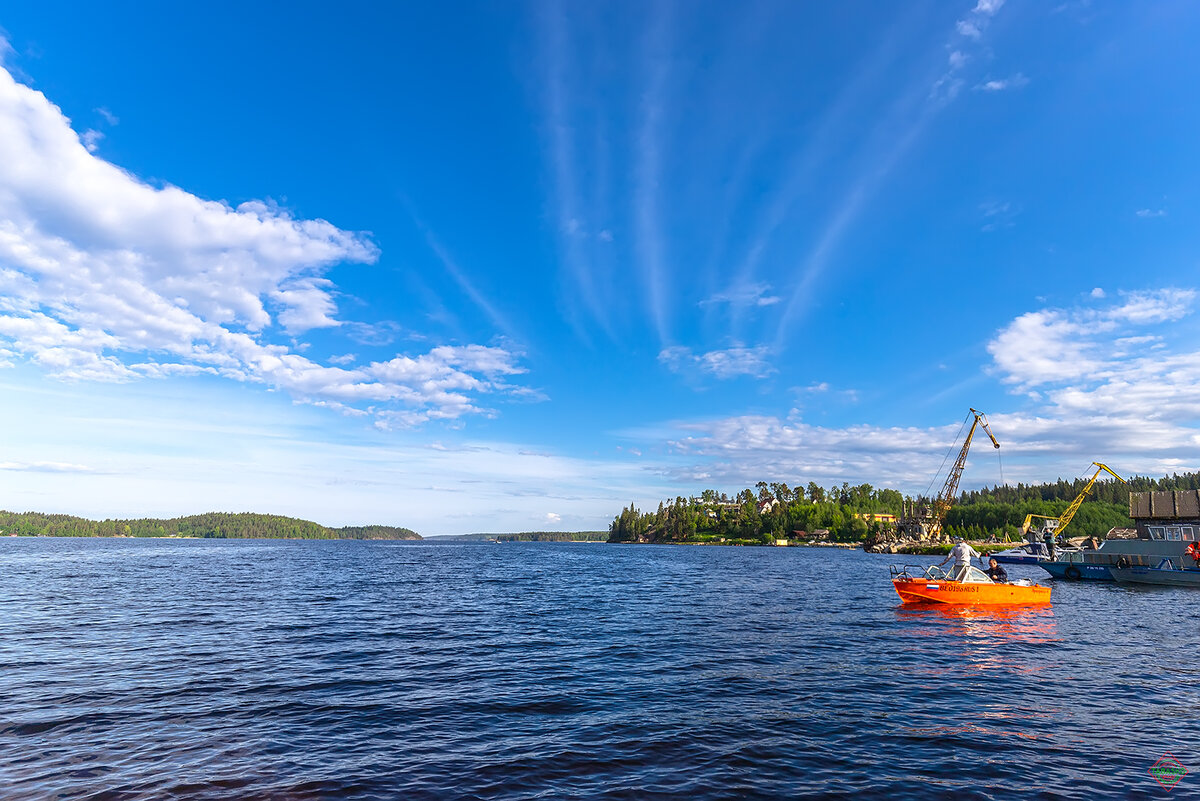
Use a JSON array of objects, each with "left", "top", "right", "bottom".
[
  {"left": 607, "top": 472, "right": 1200, "bottom": 546},
  {"left": 0, "top": 510, "right": 421, "bottom": 540},
  {"left": 427, "top": 531, "right": 607, "bottom": 542}
]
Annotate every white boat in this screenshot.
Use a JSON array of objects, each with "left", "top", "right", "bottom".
[
  {"left": 989, "top": 539, "right": 1079, "bottom": 565},
  {"left": 990, "top": 541, "right": 1051, "bottom": 564}
]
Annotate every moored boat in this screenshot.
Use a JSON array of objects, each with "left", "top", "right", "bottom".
[
  {"left": 890, "top": 564, "right": 1051, "bottom": 605},
  {"left": 1040, "top": 489, "right": 1200, "bottom": 581},
  {"left": 989, "top": 542, "right": 1049, "bottom": 565},
  {"left": 989, "top": 539, "right": 1080, "bottom": 565},
  {"left": 1110, "top": 559, "right": 1200, "bottom": 587}
]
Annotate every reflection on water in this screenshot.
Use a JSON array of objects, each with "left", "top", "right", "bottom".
[
  {"left": 896, "top": 603, "right": 1060, "bottom": 642},
  {"left": 0, "top": 539, "right": 1194, "bottom": 800}
]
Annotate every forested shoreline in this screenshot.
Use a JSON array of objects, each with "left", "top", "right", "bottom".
[
  {"left": 0, "top": 511, "right": 420, "bottom": 540},
  {"left": 608, "top": 472, "right": 1200, "bottom": 546},
  {"left": 494, "top": 531, "right": 607, "bottom": 542}
]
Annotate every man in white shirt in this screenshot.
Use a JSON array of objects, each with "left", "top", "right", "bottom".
[{"left": 938, "top": 538, "right": 981, "bottom": 580}]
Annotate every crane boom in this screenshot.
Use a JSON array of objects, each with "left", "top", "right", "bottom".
[
  {"left": 1020, "top": 462, "right": 1126, "bottom": 538},
  {"left": 927, "top": 408, "right": 1000, "bottom": 539}
]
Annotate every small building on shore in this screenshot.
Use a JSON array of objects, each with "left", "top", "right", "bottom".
[{"left": 1129, "top": 490, "right": 1200, "bottom": 542}]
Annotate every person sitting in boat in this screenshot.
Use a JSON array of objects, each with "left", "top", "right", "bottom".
[
  {"left": 984, "top": 557, "right": 1008, "bottom": 583},
  {"left": 1188, "top": 541, "right": 1200, "bottom": 567},
  {"left": 938, "top": 538, "right": 982, "bottom": 581}
]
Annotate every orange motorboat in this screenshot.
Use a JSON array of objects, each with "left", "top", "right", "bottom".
[{"left": 890, "top": 564, "right": 1051, "bottom": 605}]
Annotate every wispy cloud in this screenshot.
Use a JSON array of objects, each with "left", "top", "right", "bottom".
[
  {"left": 980, "top": 199, "right": 1021, "bottom": 231},
  {"left": 80, "top": 128, "right": 103, "bottom": 152},
  {"left": 0, "top": 460, "right": 94, "bottom": 473},
  {"left": 700, "top": 282, "right": 781, "bottom": 309},
  {"left": 933, "top": 0, "right": 1010, "bottom": 102},
  {"left": 659, "top": 345, "right": 776, "bottom": 380},
  {"left": 775, "top": 1, "right": 1015, "bottom": 347},
  {"left": 727, "top": 16, "right": 913, "bottom": 330},
  {"left": 541, "top": 6, "right": 618, "bottom": 345},
  {"left": 1136, "top": 208, "right": 1167, "bottom": 218},
  {"left": 342, "top": 320, "right": 404, "bottom": 347},
  {"left": 976, "top": 73, "right": 1029, "bottom": 92},
  {"left": 634, "top": 6, "right": 674, "bottom": 346},
  {"left": 400, "top": 205, "right": 519, "bottom": 345}
]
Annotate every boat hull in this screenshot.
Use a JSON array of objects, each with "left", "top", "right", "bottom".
[
  {"left": 1039, "top": 561, "right": 1114, "bottom": 582},
  {"left": 1110, "top": 566, "right": 1200, "bottom": 587},
  {"left": 892, "top": 577, "right": 1051, "bottom": 605}
]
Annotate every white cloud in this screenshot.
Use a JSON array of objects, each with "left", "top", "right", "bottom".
[
  {"left": 0, "top": 460, "right": 94, "bottom": 473},
  {"left": 935, "top": 0, "right": 1013, "bottom": 103},
  {"left": 1108, "top": 288, "right": 1194, "bottom": 323},
  {"left": 661, "top": 414, "right": 983, "bottom": 490},
  {"left": 270, "top": 277, "right": 341, "bottom": 333},
  {"left": 977, "top": 74, "right": 1030, "bottom": 92},
  {"left": 988, "top": 289, "right": 1195, "bottom": 390},
  {"left": 0, "top": 64, "right": 530, "bottom": 426},
  {"left": 986, "top": 289, "right": 1200, "bottom": 443},
  {"left": 630, "top": 288, "right": 1200, "bottom": 495},
  {"left": 988, "top": 309, "right": 1102, "bottom": 388},
  {"left": 545, "top": 512, "right": 561, "bottom": 524},
  {"left": 1136, "top": 208, "right": 1167, "bottom": 218},
  {"left": 659, "top": 345, "right": 776, "bottom": 380},
  {"left": 1090, "top": 287, "right": 1106, "bottom": 299},
  {"left": 96, "top": 107, "right": 119, "bottom": 126}
]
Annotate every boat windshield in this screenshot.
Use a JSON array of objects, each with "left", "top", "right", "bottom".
[{"left": 958, "top": 565, "right": 995, "bottom": 584}]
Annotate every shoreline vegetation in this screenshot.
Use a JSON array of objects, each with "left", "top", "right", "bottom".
[
  {"left": 427, "top": 531, "right": 607, "bottom": 542},
  {"left": 0, "top": 511, "right": 421, "bottom": 540},
  {"left": 608, "top": 472, "right": 1200, "bottom": 551}
]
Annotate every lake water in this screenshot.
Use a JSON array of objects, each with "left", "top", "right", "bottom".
[{"left": 1, "top": 538, "right": 1195, "bottom": 799}]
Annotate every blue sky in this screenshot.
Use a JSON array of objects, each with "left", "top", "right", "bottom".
[{"left": 0, "top": 1, "right": 1198, "bottom": 534}]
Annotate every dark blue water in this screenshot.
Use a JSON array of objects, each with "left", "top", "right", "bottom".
[{"left": 1, "top": 538, "right": 1195, "bottom": 799}]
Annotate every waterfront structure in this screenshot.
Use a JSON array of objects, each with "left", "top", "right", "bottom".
[{"left": 1039, "top": 490, "right": 1198, "bottom": 581}]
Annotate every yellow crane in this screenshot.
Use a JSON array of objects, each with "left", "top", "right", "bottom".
[
  {"left": 927, "top": 408, "right": 1000, "bottom": 539},
  {"left": 1019, "top": 462, "right": 1126, "bottom": 539},
  {"left": 899, "top": 408, "right": 1000, "bottom": 540}
]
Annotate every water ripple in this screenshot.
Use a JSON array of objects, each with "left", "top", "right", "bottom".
[{"left": 0, "top": 538, "right": 1194, "bottom": 799}]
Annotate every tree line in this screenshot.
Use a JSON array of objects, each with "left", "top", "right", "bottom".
[
  {"left": 0, "top": 510, "right": 420, "bottom": 540},
  {"left": 960, "top": 470, "right": 1200, "bottom": 507},
  {"left": 494, "top": 531, "right": 608, "bottom": 542},
  {"left": 609, "top": 470, "right": 1200, "bottom": 545},
  {"left": 609, "top": 482, "right": 906, "bottom": 545}
]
